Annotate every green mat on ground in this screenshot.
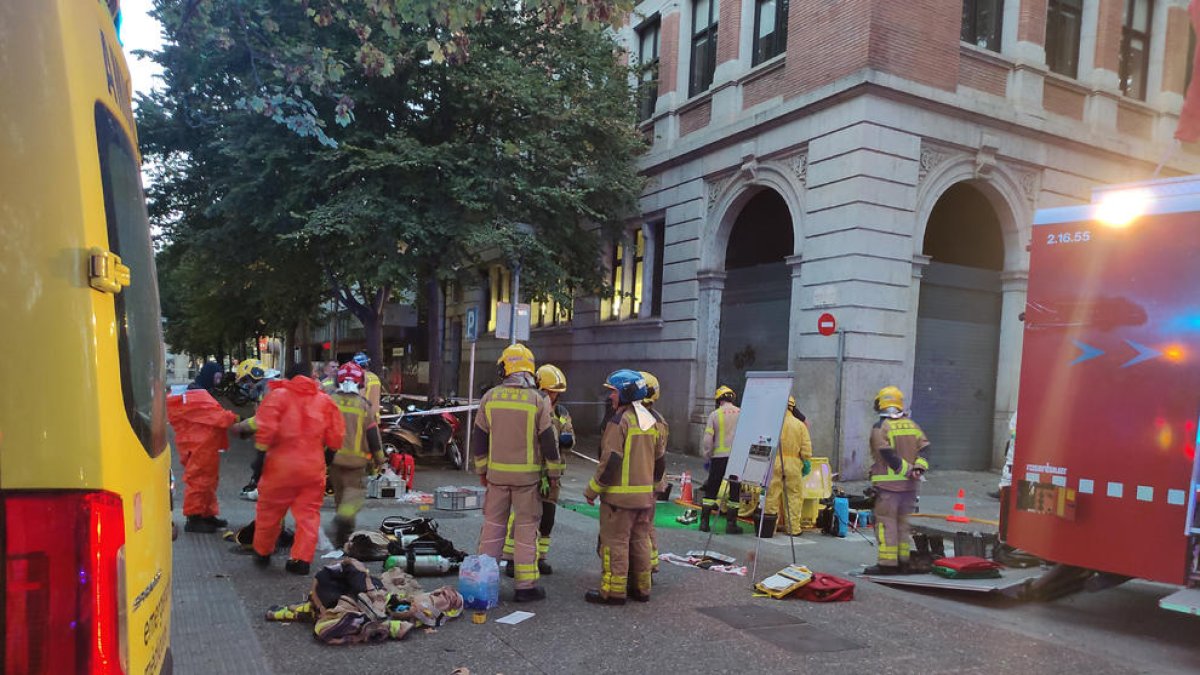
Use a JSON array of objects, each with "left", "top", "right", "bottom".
[{"left": 560, "top": 500, "right": 699, "bottom": 530}]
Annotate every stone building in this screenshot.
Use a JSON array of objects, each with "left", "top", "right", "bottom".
[{"left": 448, "top": 0, "right": 1200, "bottom": 478}]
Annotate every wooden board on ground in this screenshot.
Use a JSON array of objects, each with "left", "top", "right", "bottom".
[{"left": 857, "top": 566, "right": 1044, "bottom": 595}]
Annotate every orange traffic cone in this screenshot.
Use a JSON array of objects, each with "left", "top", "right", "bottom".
[
  {"left": 946, "top": 488, "right": 970, "bottom": 523},
  {"left": 680, "top": 471, "right": 694, "bottom": 505}
]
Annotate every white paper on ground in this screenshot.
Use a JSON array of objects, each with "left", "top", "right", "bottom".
[
  {"left": 495, "top": 611, "right": 535, "bottom": 625},
  {"left": 321, "top": 549, "right": 345, "bottom": 560}
]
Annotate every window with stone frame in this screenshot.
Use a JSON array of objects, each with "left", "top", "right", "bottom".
[
  {"left": 486, "top": 265, "right": 512, "bottom": 333},
  {"left": 600, "top": 223, "right": 667, "bottom": 321},
  {"left": 961, "top": 0, "right": 1004, "bottom": 52},
  {"left": 689, "top": 0, "right": 719, "bottom": 97},
  {"left": 1119, "top": 0, "right": 1154, "bottom": 100},
  {"left": 532, "top": 296, "right": 573, "bottom": 328},
  {"left": 752, "top": 0, "right": 789, "bottom": 66},
  {"left": 637, "top": 16, "right": 661, "bottom": 121},
  {"left": 1046, "top": 0, "right": 1084, "bottom": 78}
]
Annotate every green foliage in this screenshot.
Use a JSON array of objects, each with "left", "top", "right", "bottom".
[{"left": 142, "top": 0, "right": 644, "bottom": 370}]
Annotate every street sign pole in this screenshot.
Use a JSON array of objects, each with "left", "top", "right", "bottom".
[
  {"left": 833, "top": 328, "right": 846, "bottom": 472},
  {"left": 464, "top": 306, "right": 479, "bottom": 473},
  {"left": 509, "top": 261, "right": 521, "bottom": 345}
]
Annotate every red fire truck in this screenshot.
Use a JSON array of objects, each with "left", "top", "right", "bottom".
[{"left": 1011, "top": 176, "right": 1200, "bottom": 616}]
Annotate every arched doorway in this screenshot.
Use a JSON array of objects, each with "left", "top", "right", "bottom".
[
  {"left": 716, "top": 188, "right": 794, "bottom": 396},
  {"left": 912, "top": 183, "right": 1004, "bottom": 470}
]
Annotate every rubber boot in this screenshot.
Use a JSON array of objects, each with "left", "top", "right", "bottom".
[
  {"left": 724, "top": 507, "right": 743, "bottom": 535},
  {"left": 756, "top": 513, "right": 778, "bottom": 538},
  {"left": 929, "top": 534, "right": 946, "bottom": 560},
  {"left": 724, "top": 481, "right": 743, "bottom": 534},
  {"left": 699, "top": 505, "right": 713, "bottom": 533},
  {"left": 333, "top": 516, "right": 355, "bottom": 550}
]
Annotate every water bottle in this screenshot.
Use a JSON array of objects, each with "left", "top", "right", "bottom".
[
  {"left": 833, "top": 497, "right": 849, "bottom": 538},
  {"left": 458, "top": 554, "right": 499, "bottom": 622}
]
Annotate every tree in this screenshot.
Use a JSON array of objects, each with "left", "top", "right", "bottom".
[{"left": 142, "top": 0, "right": 644, "bottom": 395}]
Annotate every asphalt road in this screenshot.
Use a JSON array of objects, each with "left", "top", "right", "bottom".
[{"left": 170, "top": 438, "right": 1200, "bottom": 674}]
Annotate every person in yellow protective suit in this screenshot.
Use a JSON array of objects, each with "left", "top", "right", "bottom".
[
  {"left": 584, "top": 369, "right": 665, "bottom": 605},
  {"left": 640, "top": 371, "right": 669, "bottom": 573},
  {"left": 328, "top": 362, "right": 386, "bottom": 547},
  {"left": 864, "top": 386, "right": 931, "bottom": 575},
  {"left": 700, "top": 386, "right": 741, "bottom": 533},
  {"left": 252, "top": 363, "right": 345, "bottom": 575},
  {"left": 761, "top": 396, "right": 813, "bottom": 536},
  {"left": 168, "top": 362, "right": 237, "bottom": 533},
  {"left": 472, "top": 344, "right": 561, "bottom": 602},
  {"left": 503, "top": 364, "right": 573, "bottom": 576}
]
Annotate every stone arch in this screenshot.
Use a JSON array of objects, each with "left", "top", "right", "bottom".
[{"left": 701, "top": 160, "right": 806, "bottom": 272}]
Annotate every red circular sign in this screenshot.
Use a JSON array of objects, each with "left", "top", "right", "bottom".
[{"left": 817, "top": 313, "right": 837, "bottom": 336}]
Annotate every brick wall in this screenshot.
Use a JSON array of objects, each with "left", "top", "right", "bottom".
[
  {"left": 678, "top": 99, "right": 712, "bottom": 136},
  {"left": 742, "top": 64, "right": 787, "bottom": 109},
  {"left": 868, "top": 0, "right": 960, "bottom": 91},
  {"left": 1161, "top": 5, "right": 1192, "bottom": 96},
  {"left": 959, "top": 49, "right": 1009, "bottom": 97},
  {"left": 716, "top": 0, "right": 741, "bottom": 64},
  {"left": 1043, "top": 78, "right": 1086, "bottom": 119},
  {"left": 781, "top": 0, "right": 873, "bottom": 99},
  {"left": 659, "top": 12, "right": 680, "bottom": 95},
  {"left": 1017, "top": 0, "right": 1048, "bottom": 45},
  {"left": 1094, "top": 0, "right": 1125, "bottom": 74},
  {"left": 1117, "top": 103, "right": 1154, "bottom": 138}
]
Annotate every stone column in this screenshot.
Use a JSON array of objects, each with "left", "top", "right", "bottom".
[
  {"left": 1152, "top": 1, "right": 1190, "bottom": 142},
  {"left": 1083, "top": 0, "right": 1126, "bottom": 131},
  {"left": 1008, "top": 0, "right": 1048, "bottom": 112},
  {"left": 655, "top": 2, "right": 683, "bottom": 148},
  {"left": 785, "top": 254, "right": 804, "bottom": 367},
  {"left": 691, "top": 270, "right": 727, "bottom": 447},
  {"left": 710, "top": 0, "right": 745, "bottom": 124},
  {"left": 994, "top": 270, "right": 1028, "bottom": 469}
]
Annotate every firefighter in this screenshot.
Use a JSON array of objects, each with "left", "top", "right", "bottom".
[
  {"left": 168, "top": 362, "right": 237, "bottom": 533},
  {"left": 503, "top": 364, "right": 572, "bottom": 576},
  {"left": 319, "top": 360, "right": 339, "bottom": 393},
  {"left": 252, "top": 363, "right": 345, "bottom": 575},
  {"left": 353, "top": 352, "right": 383, "bottom": 421},
  {"left": 640, "top": 371, "right": 668, "bottom": 573},
  {"left": 328, "top": 362, "right": 386, "bottom": 547},
  {"left": 864, "top": 386, "right": 931, "bottom": 575},
  {"left": 472, "top": 344, "right": 560, "bottom": 602},
  {"left": 762, "top": 396, "right": 813, "bottom": 536},
  {"left": 584, "top": 369, "right": 665, "bottom": 605},
  {"left": 700, "top": 385, "right": 741, "bottom": 533}
]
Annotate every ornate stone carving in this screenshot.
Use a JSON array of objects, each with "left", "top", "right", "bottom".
[
  {"left": 787, "top": 152, "right": 807, "bottom": 187},
  {"left": 1016, "top": 167, "right": 1042, "bottom": 205},
  {"left": 706, "top": 174, "right": 734, "bottom": 214},
  {"left": 918, "top": 146, "right": 950, "bottom": 183}
]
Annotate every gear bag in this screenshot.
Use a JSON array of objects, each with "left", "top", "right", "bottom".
[{"left": 792, "top": 572, "right": 855, "bottom": 602}]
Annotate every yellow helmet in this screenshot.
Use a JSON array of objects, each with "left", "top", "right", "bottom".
[
  {"left": 497, "top": 343, "right": 536, "bottom": 376},
  {"left": 640, "top": 371, "right": 660, "bottom": 404},
  {"left": 714, "top": 385, "right": 735, "bottom": 403},
  {"left": 235, "top": 358, "right": 265, "bottom": 382},
  {"left": 536, "top": 364, "right": 567, "bottom": 392},
  {"left": 874, "top": 386, "right": 905, "bottom": 415}
]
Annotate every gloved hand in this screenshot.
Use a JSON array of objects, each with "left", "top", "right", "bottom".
[
  {"left": 585, "top": 493, "right": 596, "bottom": 505},
  {"left": 909, "top": 467, "right": 926, "bottom": 480},
  {"left": 584, "top": 485, "right": 598, "bottom": 505},
  {"left": 703, "top": 460, "right": 711, "bottom": 471},
  {"left": 802, "top": 459, "right": 812, "bottom": 476},
  {"left": 559, "top": 432, "right": 575, "bottom": 449}
]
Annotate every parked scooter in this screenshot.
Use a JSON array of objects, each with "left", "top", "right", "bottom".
[{"left": 380, "top": 398, "right": 463, "bottom": 469}]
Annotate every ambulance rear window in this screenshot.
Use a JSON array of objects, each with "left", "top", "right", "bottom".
[{"left": 95, "top": 103, "right": 167, "bottom": 457}]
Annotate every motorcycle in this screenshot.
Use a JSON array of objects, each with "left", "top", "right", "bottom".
[{"left": 380, "top": 397, "right": 464, "bottom": 469}]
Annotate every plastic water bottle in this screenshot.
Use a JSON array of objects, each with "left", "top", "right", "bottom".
[
  {"left": 458, "top": 554, "right": 499, "bottom": 622},
  {"left": 833, "top": 497, "right": 849, "bottom": 538}
]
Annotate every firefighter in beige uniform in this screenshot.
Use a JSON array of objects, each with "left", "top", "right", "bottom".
[
  {"left": 328, "top": 362, "right": 385, "bottom": 547},
  {"left": 640, "top": 371, "right": 667, "bottom": 572},
  {"left": 864, "top": 386, "right": 931, "bottom": 575},
  {"left": 584, "top": 369, "right": 665, "bottom": 605},
  {"left": 471, "top": 344, "right": 561, "bottom": 602}
]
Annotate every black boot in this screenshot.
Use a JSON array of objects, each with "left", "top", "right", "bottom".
[
  {"left": 699, "top": 505, "right": 713, "bottom": 533},
  {"left": 584, "top": 590, "right": 626, "bottom": 606},
  {"left": 514, "top": 587, "right": 546, "bottom": 603},
  {"left": 184, "top": 516, "right": 217, "bottom": 533},
  {"left": 929, "top": 534, "right": 946, "bottom": 560},
  {"left": 537, "top": 559, "right": 553, "bottom": 575},
  {"left": 333, "top": 517, "right": 354, "bottom": 549},
  {"left": 284, "top": 559, "right": 311, "bottom": 575},
  {"left": 862, "top": 564, "right": 899, "bottom": 576},
  {"left": 908, "top": 534, "right": 933, "bottom": 573},
  {"left": 205, "top": 515, "right": 228, "bottom": 528}
]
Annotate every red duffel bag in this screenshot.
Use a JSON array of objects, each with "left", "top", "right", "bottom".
[{"left": 793, "top": 573, "right": 855, "bottom": 602}]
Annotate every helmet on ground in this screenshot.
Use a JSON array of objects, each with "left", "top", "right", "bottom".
[
  {"left": 874, "top": 386, "right": 905, "bottom": 417},
  {"left": 337, "top": 362, "right": 365, "bottom": 386},
  {"left": 640, "top": 371, "right": 660, "bottom": 404},
  {"left": 605, "top": 369, "right": 649, "bottom": 404},
  {"left": 714, "top": 385, "right": 736, "bottom": 403},
  {"left": 235, "top": 358, "right": 266, "bottom": 382},
  {"left": 497, "top": 343, "right": 536, "bottom": 376},
  {"left": 536, "top": 364, "right": 567, "bottom": 392},
  {"left": 353, "top": 352, "right": 370, "bottom": 367}
]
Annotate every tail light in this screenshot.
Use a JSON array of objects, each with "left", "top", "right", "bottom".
[{"left": 3, "top": 491, "right": 127, "bottom": 674}]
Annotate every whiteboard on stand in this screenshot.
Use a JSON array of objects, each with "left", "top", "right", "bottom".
[{"left": 723, "top": 371, "right": 793, "bottom": 488}]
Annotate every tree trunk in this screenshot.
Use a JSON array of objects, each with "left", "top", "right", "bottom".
[
  {"left": 426, "top": 277, "right": 445, "bottom": 400},
  {"left": 363, "top": 311, "right": 384, "bottom": 379},
  {"left": 285, "top": 323, "right": 299, "bottom": 371}
]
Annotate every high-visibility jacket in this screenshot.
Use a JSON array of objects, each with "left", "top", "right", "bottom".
[
  {"left": 473, "top": 376, "right": 559, "bottom": 486},
  {"left": 364, "top": 371, "right": 382, "bottom": 420},
  {"left": 254, "top": 376, "right": 345, "bottom": 488},
  {"left": 869, "top": 416, "right": 931, "bottom": 492},
  {"left": 331, "top": 391, "right": 382, "bottom": 468},
  {"left": 702, "top": 402, "right": 740, "bottom": 459},
  {"left": 588, "top": 405, "right": 667, "bottom": 510}
]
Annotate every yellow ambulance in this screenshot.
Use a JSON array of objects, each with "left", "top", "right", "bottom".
[{"left": 1, "top": 0, "right": 172, "bottom": 672}]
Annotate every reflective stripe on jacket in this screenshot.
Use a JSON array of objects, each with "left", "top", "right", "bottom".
[
  {"left": 589, "top": 408, "right": 666, "bottom": 509},
  {"left": 869, "top": 417, "right": 930, "bottom": 491},
  {"left": 332, "top": 391, "right": 376, "bottom": 467},
  {"left": 703, "top": 403, "right": 740, "bottom": 458},
  {"left": 474, "top": 382, "right": 554, "bottom": 485}
]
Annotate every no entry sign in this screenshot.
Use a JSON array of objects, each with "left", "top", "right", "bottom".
[{"left": 817, "top": 312, "right": 837, "bottom": 336}]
